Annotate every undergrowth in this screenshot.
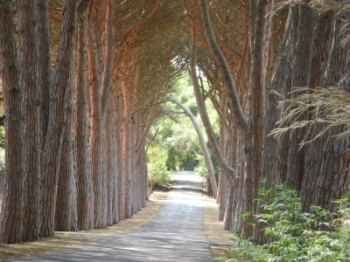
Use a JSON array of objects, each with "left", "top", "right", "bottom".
[{"left": 216, "top": 181, "right": 350, "bottom": 262}]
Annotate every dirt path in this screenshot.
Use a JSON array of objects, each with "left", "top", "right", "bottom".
[{"left": 9, "top": 171, "right": 214, "bottom": 262}]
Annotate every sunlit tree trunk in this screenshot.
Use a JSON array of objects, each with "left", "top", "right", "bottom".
[{"left": 75, "top": 13, "right": 94, "bottom": 230}]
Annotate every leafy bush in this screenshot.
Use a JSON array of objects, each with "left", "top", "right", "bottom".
[
  {"left": 148, "top": 161, "right": 171, "bottom": 187},
  {"left": 147, "top": 145, "right": 171, "bottom": 187},
  {"left": 216, "top": 183, "right": 350, "bottom": 262}
]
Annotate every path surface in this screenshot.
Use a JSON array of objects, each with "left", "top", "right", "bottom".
[{"left": 10, "top": 171, "right": 214, "bottom": 262}]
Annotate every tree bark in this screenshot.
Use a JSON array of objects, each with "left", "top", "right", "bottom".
[
  {"left": 255, "top": 9, "right": 294, "bottom": 244},
  {"left": 75, "top": 13, "right": 94, "bottom": 230},
  {"left": 0, "top": 0, "right": 24, "bottom": 244},
  {"left": 40, "top": 0, "right": 80, "bottom": 237},
  {"left": 16, "top": 0, "right": 42, "bottom": 242}
]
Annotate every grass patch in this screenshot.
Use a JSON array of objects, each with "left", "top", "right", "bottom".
[
  {"left": 0, "top": 234, "right": 91, "bottom": 262},
  {"left": 202, "top": 194, "right": 238, "bottom": 260}
]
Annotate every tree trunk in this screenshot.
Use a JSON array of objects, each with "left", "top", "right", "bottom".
[
  {"left": 55, "top": 125, "right": 74, "bottom": 231},
  {"left": 121, "top": 72, "right": 133, "bottom": 218},
  {"left": 255, "top": 9, "right": 294, "bottom": 244},
  {"left": 75, "top": 13, "right": 94, "bottom": 230},
  {"left": 17, "top": 0, "right": 42, "bottom": 242},
  {"left": 0, "top": 0, "right": 24, "bottom": 244},
  {"left": 284, "top": 6, "right": 314, "bottom": 190},
  {"left": 40, "top": 0, "right": 80, "bottom": 237},
  {"left": 245, "top": 0, "right": 271, "bottom": 237},
  {"left": 105, "top": 106, "right": 114, "bottom": 226},
  {"left": 114, "top": 78, "right": 126, "bottom": 220},
  {"left": 301, "top": 13, "right": 350, "bottom": 212}
]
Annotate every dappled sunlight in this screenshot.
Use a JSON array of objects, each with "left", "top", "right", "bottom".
[{"left": 11, "top": 171, "right": 214, "bottom": 262}]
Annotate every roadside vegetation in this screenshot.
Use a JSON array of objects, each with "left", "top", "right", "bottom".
[
  {"left": 213, "top": 182, "right": 350, "bottom": 262},
  {"left": 147, "top": 74, "right": 218, "bottom": 190}
]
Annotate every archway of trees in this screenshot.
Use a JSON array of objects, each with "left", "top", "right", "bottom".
[{"left": 0, "top": 0, "right": 349, "bottom": 245}]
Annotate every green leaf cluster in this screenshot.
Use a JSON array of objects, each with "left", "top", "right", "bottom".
[
  {"left": 147, "top": 144, "right": 171, "bottom": 187},
  {"left": 219, "top": 183, "right": 350, "bottom": 262}
]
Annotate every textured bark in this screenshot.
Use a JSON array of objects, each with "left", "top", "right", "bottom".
[
  {"left": 88, "top": 0, "right": 114, "bottom": 228},
  {"left": 105, "top": 106, "right": 114, "bottom": 226},
  {"left": 55, "top": 40, "right": 77, "bottom": 231},
  {"left": 302, "top": 13, "right": 350, "bottom": 212},
  {"left": 224, "top": 129, "right": 245, "bottom": 234},
  {"left": 114, "top": 79, "right": 126, "bottom": 220},
  {"left": 41, "top": 0, "right": 79, "bottom": 237},
  {"left": 0, "top": 0, "right": 24, "bottom": 244},
  {"left": 121, "top": 72, "right": 133, "bottom": 218},
  {"left": 87, "top": 21, "right": 105, "bottom": 228},
  {"left": 217, "top": 89, "right": 229, "bottom": 221},
  {"left": 255, "top": 10, "right": 294, "bottom": 244},
  {"left": 16, "top": 0, "right": 42, "bottom": 242},
  {"left": 111, "top": 115, "right": 119, "bottom": 223},
  {"left": 75, "top": 14, "right": 94, "bottom": 230},
  {"left": 132, "top": 65, "right": 141, "bottom": 213},
  {"left": 35, "top": 0, "right": 51, "bottom": 139},
  {"left": 55, "top": 126, "right": 74, "bottom": 231},
  {"left": 245, "top": 0, "right": 270, "bottom": 237},
  {"left": 284, "top": 6, "right": 314, "bottom": 190}
]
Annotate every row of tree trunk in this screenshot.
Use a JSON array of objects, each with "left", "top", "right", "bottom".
[
  {"left": 0, "top": 0, "right": 158, "bottom": 244},
  {"left": 184, "top": 0, "right": 350, "bottom": 244}
]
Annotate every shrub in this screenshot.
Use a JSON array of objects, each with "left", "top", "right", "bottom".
[
  {"left": 147, "top": 145, "right": 171, "bottom": 188},
  {"left": 148, "top": 161, "right": 171, "bottom": 187},
  {"left": 217, "top": 183, "right": 350, "bottom": 262}
]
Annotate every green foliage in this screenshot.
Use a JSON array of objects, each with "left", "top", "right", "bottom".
[
  {"left": 147, "top": 72, "right": 219, "bottom": 178},
  {"left": 147, "top": 145, "right": 171, "bottom": 187},
  {"left": 219, "top": 183, "right": 350, "bottom": 262},
  {"left": 194, "top": 143, "right": 219, "bottom": 180},
  {"left": 0, "top": 148, "right": 5, "bottom": 171}
]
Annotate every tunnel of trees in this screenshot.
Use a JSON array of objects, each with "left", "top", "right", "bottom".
[{"left": 0, "top": 0, "right": 349, "bottom": 246}]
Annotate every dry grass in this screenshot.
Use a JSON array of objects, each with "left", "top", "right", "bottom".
[
  {"left": 0, "top": 235, "right": 91, "bottom": 262},
  {"left": 81, "top": 191, "right": 169, "bottom": 234},
  {"left": 0, "top": 190, "right": 169, "bottom": 261},
  {"left": 202, "top": 194, "right": 238, "bottom": 260},
  {"left": 271, "top": 87, "right": 350, "bottom": 147}
]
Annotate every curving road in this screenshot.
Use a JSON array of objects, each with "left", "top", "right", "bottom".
[{"left": 10, "top": 171, "right": 214, "bottom": 262}]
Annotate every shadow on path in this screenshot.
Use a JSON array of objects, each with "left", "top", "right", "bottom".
[{"left": 9, "top": 171, "right": 213, "bottom": 262}]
